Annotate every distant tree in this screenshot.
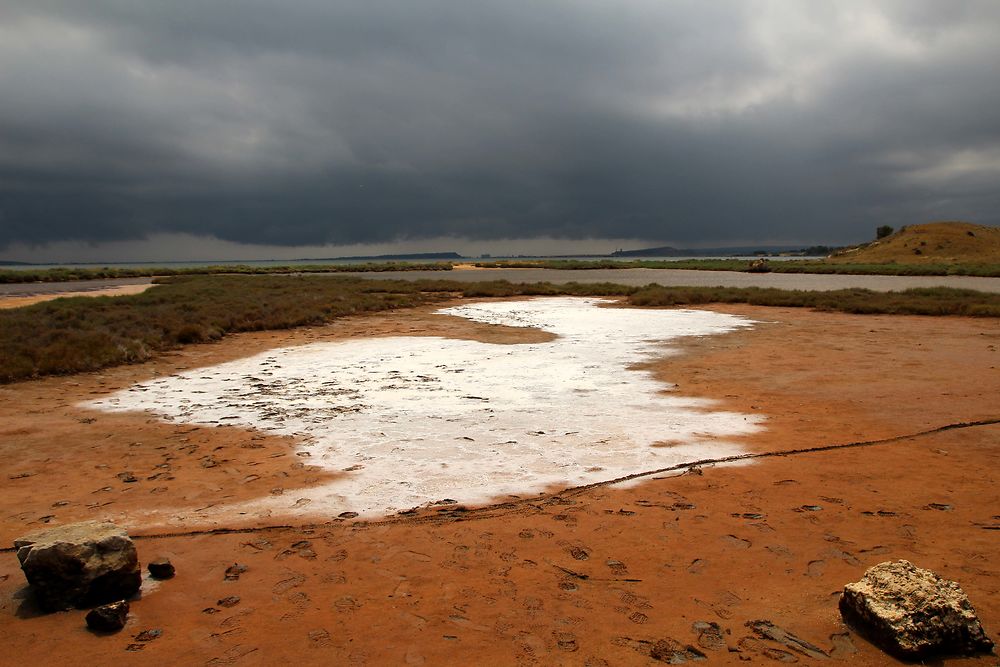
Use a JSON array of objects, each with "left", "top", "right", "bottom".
[
  {"left": 803, "top": 245, "right": 834, "bottom": 256},
  {"left": 876, "top": 225, "right": 894, "bottom": 239}
]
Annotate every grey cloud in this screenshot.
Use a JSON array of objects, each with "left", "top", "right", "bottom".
[{"left": 1, "top": 1, "right": 999, "bottom": 256}]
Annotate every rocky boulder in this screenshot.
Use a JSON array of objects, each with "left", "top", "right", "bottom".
[
  {"left": 14, "top": 521, "right": 141, "bottom": 612},
  {"left": 839, "top": 560, "right": 994, "bottom": 660}
]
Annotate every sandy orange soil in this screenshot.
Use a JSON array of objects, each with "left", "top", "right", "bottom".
[
  {"left": 1, "top": 301, "right": 998, "bottom": 665},
  {"left": 0, "top": 283, "right": 155, "bottom": 309}
]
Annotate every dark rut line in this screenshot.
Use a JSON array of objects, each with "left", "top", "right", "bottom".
[{"left": 2, "top": 416, "right": 998, "bottom": 551}]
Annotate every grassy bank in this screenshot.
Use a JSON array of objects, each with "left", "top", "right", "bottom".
[
  {"left": 2, "top": 275, "right": 998, "bottom": 383},
  {"left": 473, "top": 258, "right": 1000, "bottom": 276},
  {"left": 628, "top": 285, "right": 1000, "bottom": 316},
  {"left": 0, "top": 262, "right": 454, "bottom": 284}
]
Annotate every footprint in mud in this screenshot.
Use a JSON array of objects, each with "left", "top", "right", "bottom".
[
  {"left": 448, "top": 614, "right": 491, "bottom": 632},
  {"left": 824, "top": 548, "right": 861, "bottom": 566},
  {"left": 692, "top": 621, "right": 727, "bottom": 651},
  {"left": 829, "top": 632, "right": 857, "bottom": 659},
  {"left": 333, "top": 596, "right": 362, "bottom": 613},
  {"left": 276, "top": 540, "right": 317, "bottom": 560},
  {"left": 924, "top": 502, "right": 954, "bottom": 511},
  {"left": 553, "top": 631, "right": 579, "bottom": 652},
  {"left": 805, "top": 560, "right": 825, "bottom": 577},
  {"left": 859, "top": 545, "right": 890, "bottom": 555},
  {"left": 287, "top": 590, "right": 310, "bottom": 608},
  {"left": 321, "top": 572, "right": 347, "bottom": 585},
  {"left": 687, "top": 558, "right": 706, "bottom": 575},
  {"left": 765, "top": 544, "right": 793, "bottom": 558},
  {"left": 648, "top": 637, "right": 707, "bottom": 663},
  {"left": 568, "top": 546, "right": 590, "bottom": 561},
  {"left": 722, "top": 534, "right": 751, "bottom": 549},
  {"left": 737, "top": 637, "right": 798, "bottom": 663},
  {"left": 606, "top": 559, "right": 628, "bottom": 576},
  {"left": 694, "top": 598, "right": 736, "bottom": 621},
  {"left": 404, "top": 648, "right": 426, "bottom": 665},
  {"left": 794, "top": 505, "right": 823, "bottom": 513},
  {"left": 205, "top": 645, "right": 261, "bottom": 666},
  {"left": 308, "top": 629, "right": 331, "bottom": 648},
  {"left": 272, "top": 571, "right": 306, "bottom": 595},
  {"left": 522, "top": 597, "right": 543, "bottom": 612},
  {"left": 619, "top": 591, "right": 653, "bottom": 609}
]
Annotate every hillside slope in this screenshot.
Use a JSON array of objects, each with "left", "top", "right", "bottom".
[{"left": 829, "top": 221, "right": 1000, "bottom": 264}]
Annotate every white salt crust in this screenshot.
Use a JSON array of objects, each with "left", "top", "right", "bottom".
[{"left": 84, "top": 298, "right": 763, "bottom": 521}]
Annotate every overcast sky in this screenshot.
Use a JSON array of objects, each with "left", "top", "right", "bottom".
[{"left": 2, "top": 1, "right": 999, "bottom": 261}]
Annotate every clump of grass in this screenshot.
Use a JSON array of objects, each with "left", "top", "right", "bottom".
[{"left": 2, "top": 276, "right": 998, "bottom": 383}]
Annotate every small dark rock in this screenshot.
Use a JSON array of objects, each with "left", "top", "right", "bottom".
[
  {"left": 86, "top": 600, "right": 129, "bottom": 632},
  {"left": 116, "top": 472, "right": 138, "bottom": 483},
  {"left": 224, "top": 563, "right": 248, "bottom": 581},
  {"left": 338, "top": 511, "right": 358, "bottom": 519},
  {"left": 147, "top": 557, "right": 175, "bottom": 580},
  {"left": 217, "top": 596, "right": 241, "bottom": 608}
]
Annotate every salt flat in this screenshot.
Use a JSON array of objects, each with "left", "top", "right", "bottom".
[{"left": 84, "top": 297, "right": 762, "bottom": 517}]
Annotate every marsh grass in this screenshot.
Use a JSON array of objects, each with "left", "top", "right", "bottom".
[
  {"left": 628, "top": 285, "right": 1000, "bottom": 316},
  {"left": 1, "top": 275, "right": 997, "bottom": 383},
  {"left": 0, "top": 262, "right": 454, "bottom": 284}
]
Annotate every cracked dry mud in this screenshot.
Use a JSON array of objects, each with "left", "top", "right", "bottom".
[{"left": 1, "top": 300, "right": 999, "bottom": 665}]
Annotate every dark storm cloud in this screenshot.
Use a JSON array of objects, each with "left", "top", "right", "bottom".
[{"left": 1, "top": 0, "right": 999, "bottom": 254}]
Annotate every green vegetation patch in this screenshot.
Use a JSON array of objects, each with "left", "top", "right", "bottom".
[{"left": 2, "top": 275, "right": 998, "bottom": 383}]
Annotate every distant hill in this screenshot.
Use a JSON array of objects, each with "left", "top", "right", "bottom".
[{"left": 828, "top": 222, "right": 1000, "bottom": 264}]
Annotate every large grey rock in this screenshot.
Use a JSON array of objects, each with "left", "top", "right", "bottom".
[
  {"left": 839, "top": 560, "right": 994, "bottom": 660},
  {"left": 14, "top": 521, "right": 141, "bottom": 612}
]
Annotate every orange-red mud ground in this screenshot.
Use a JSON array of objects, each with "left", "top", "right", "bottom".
[{"left": 1, "top": 301, "right": 998, "bottom": 665}]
